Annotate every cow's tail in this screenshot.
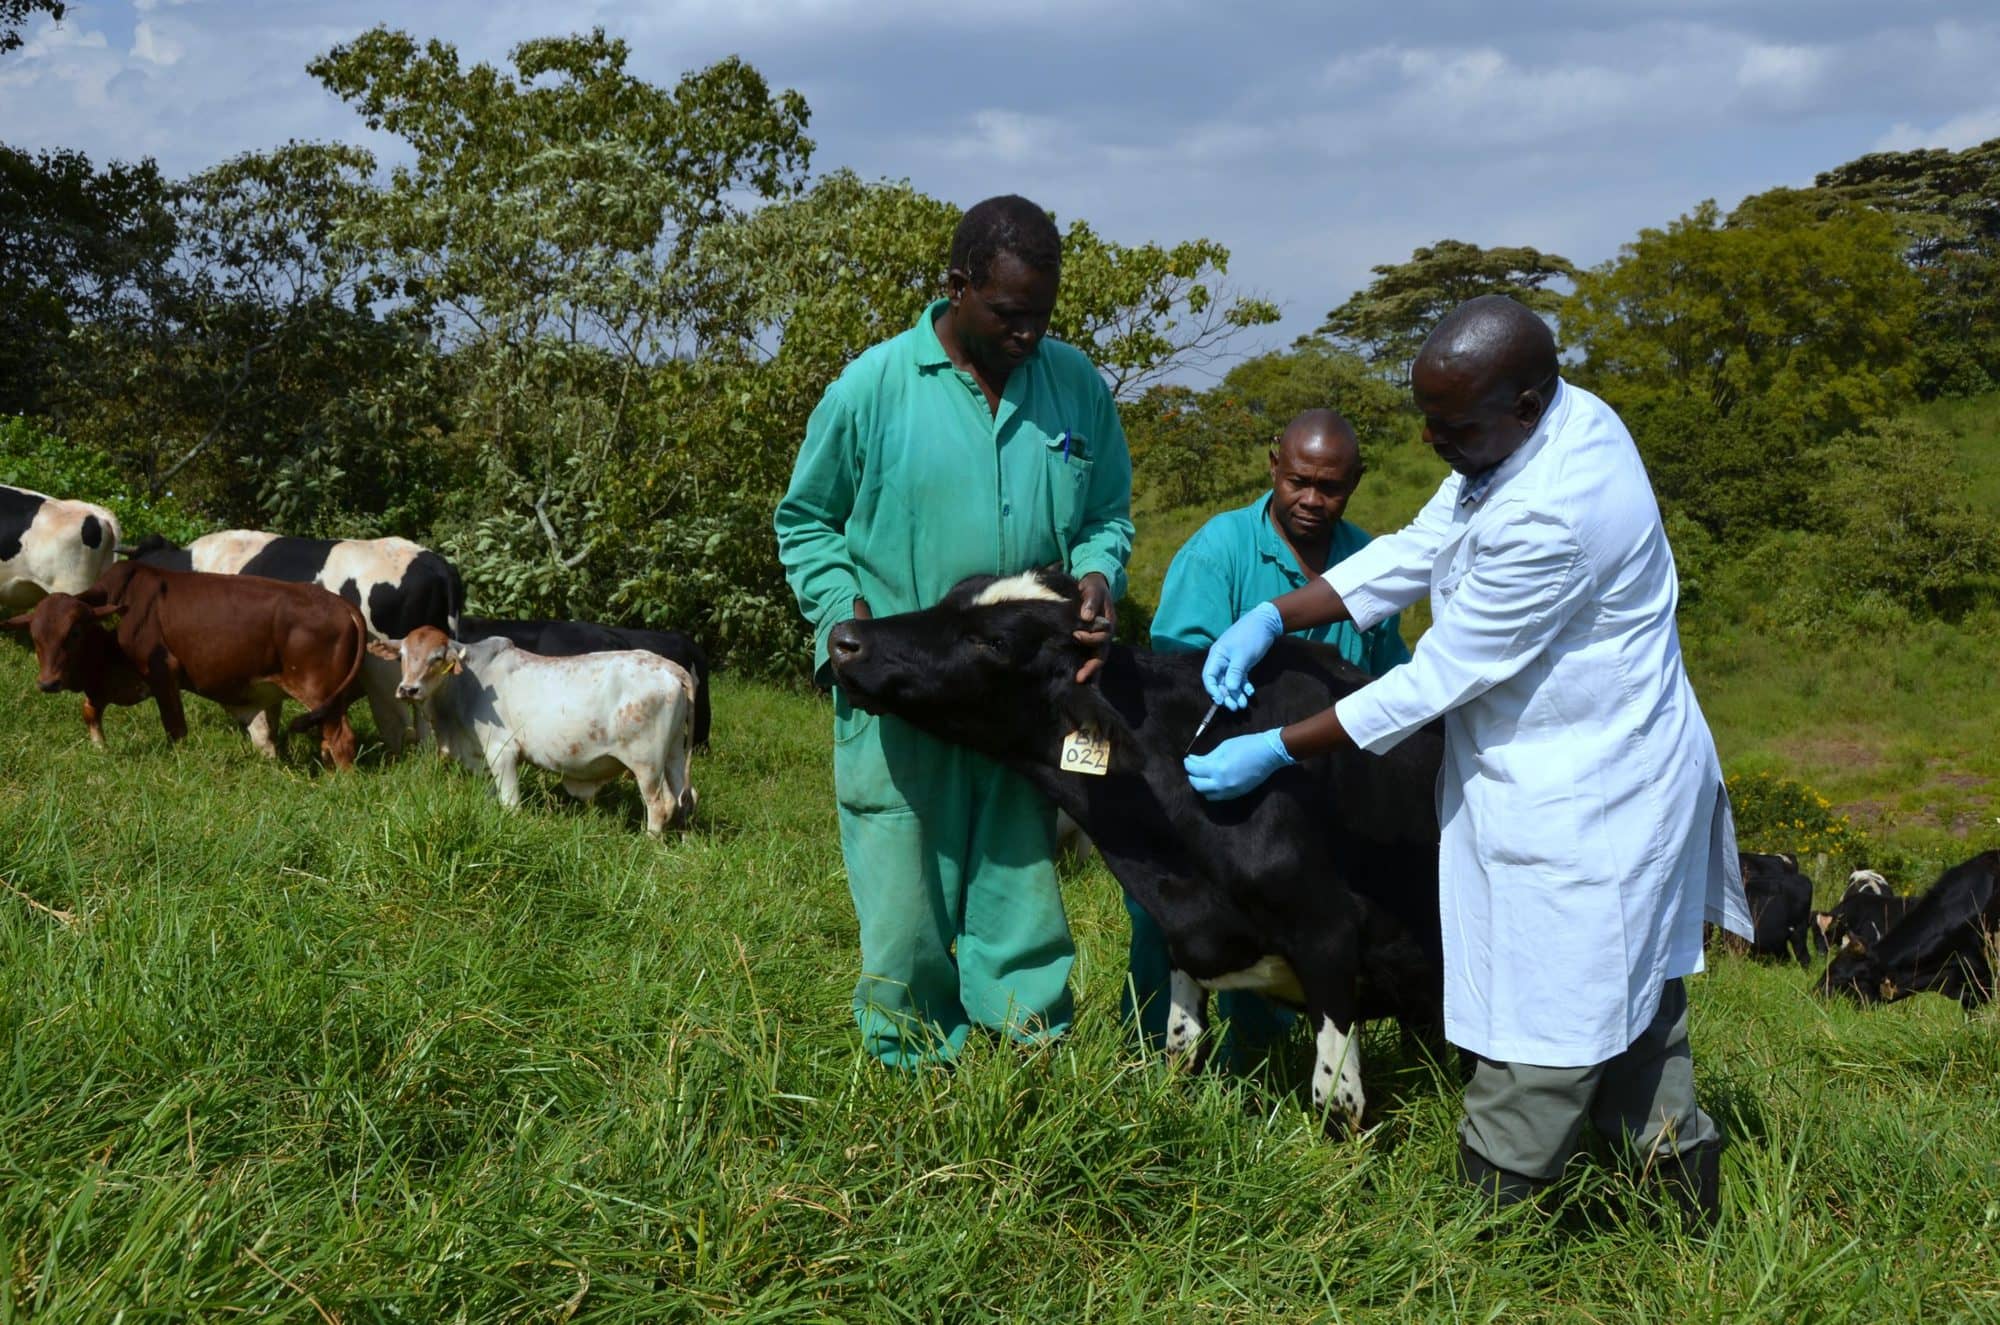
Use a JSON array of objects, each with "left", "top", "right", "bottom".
[{"left": 290, "top": 606, "right": 369, "bottom": 733}]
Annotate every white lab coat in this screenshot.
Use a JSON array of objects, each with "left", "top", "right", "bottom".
[{"left": 1328, "top": 380, "right": 1753, "bottom": 1067}]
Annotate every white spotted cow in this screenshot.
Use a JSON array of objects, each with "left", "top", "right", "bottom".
[
  {"left": 131, "top": 530, "right": 463, "bottom": 756},
  {"left": 375, "top": 626, "right": 697, "bottom": 835},
  {"left": 1, "top": 484, "right": 121, "bottom": 613}
]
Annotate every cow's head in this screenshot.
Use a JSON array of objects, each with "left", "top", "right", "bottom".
[
  {"left": 1820, "top": 940, "right": 1896, "bottom": 1005},
  {"left": 2, "top": 593, "right": 118, "bottom": 693},
  {"left": 827, "top": 568, "right": 1091, "bottom": 756},
  {"left": 1844, "top": 869, "right": 1891, "bottom": 900},
  {"left": 371, "top": 624, "right": 464, "bottom": 702}
]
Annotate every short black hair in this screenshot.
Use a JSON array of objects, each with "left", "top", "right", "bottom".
[{"left": 950, "top": 195, "right": 1062, "bottom": 287}]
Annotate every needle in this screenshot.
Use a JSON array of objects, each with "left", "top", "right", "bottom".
[{"left": 1184, "top": 700, "right": 1219, "bottom": 755}]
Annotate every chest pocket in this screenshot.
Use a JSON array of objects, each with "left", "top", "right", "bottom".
[{"left": 1045, "top": 433, "right": 1094, "bottom": 542}]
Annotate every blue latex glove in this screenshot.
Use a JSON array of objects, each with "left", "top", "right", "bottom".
[
  {"left": 1201, "top": 600, "right": 1284, "bottom": 709},
  {"left": 1185, "top": 728, "right": 1295, "bottom": 801}
]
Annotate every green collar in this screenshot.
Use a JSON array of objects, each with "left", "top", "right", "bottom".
[{"left": 913, "top": 297, "right": 954, "bottom": 371}]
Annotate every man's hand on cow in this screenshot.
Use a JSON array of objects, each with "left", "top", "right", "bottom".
[
  {"left": 1073, "top": 572, "right": 1115, "bottom": 684},
  {"left": 1184, "top": 728, "right": 1296, "bottom": 801},
  {"left": 1201, "top": 600, "right": 1284, "bottom": 709}
]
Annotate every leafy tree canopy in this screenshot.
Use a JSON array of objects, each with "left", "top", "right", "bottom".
[
  {"left": 0, "top": 0, "right": 62, "bottom": 55},
  {"left": 1317, "top": 239, "right": 1574, "bottom": 371}
]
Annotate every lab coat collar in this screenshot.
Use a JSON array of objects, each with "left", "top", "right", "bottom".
[{"left": 1459, "top": 377, "right": 1571, "bottom": 510}]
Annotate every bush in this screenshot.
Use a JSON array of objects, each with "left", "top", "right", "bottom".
[
  {"left": 0, "top": 415, "right": 205, "bottom": 544},
  {"left": 1726, "top": 770, "right": 1867, "bottom": 869}
]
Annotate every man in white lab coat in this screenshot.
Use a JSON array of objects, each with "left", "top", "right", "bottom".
[{"left": 1183, "top": 295, "right": 1753, "bottom": 1224}]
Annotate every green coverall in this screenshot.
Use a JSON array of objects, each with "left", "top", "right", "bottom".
[
  {"left": 775, "top": 299, "right": 1133, "bottom": 1067},
  {"left": 1132, "top": 494, "right": 1410, "bottom": 1067}
]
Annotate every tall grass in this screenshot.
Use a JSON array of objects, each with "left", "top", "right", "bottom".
[{"left": 2, "top": 655, "right": 1998, "bottom": 1320}]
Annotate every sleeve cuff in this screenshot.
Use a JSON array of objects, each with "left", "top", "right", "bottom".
[
  {"left": 1070, "top": 555, "right": 1127, "bottom": 603},
  {"left": 1325, "top": 559, "right": 1395, "bottom": 634},
  {"left": 1334, "top": 686, "right": 1408, "bottom": 756}
]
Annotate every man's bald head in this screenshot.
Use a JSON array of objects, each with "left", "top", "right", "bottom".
[
  {"left": 1268, "top": 409, "right": 1363, "bottom": 557},
  {"left": 1411, "top": 295, "right": 1562, "bottom": 476},
  {"left": 1276, "top": 408, "right": 1360, "bottom": 468}
]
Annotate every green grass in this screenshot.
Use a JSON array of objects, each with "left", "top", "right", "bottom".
[
  {"left": 0, "top": 392, "right": 1995, "bottom": 1319},
  {"left": 3, "top": 648, "right": 1999, "bottom": 1321}
]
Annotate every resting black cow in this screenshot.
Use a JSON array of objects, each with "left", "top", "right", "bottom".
[
  {"left": 1813, "top": 869, "right": 1918, "bottom": 952},
  {"left": 1821, "top": 851, "right": 2000, "bottom": 1008},
  {"left": 826, "top": 567, "right": 1444, "bottom": 1133},
  {"left": 1735, "top": 852, "right": 1821, "bottom": 967},
  {"left": 459, "top": 616, "right": 711, "bottom": 749}
]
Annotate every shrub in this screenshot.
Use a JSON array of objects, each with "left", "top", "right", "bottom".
[
  {"left": 1726, "top": 770, "right": 1867, "bottom": 869},
  {"left": 0, "top": 415, "right": 206, "bottom": 544}
]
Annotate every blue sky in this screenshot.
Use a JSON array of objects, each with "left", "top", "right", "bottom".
[{"left": 4, "top": 1, "right": 1997, "bottom": 375}]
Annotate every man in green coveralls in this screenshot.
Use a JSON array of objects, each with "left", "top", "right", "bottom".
[
  {"left": 1126, "top": 409, "right": 1409, "bottom": 1065},
  {"left": 774, "top": 196, "right": 1134, "bottom": 1067}
]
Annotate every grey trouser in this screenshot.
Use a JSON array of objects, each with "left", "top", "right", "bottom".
[{"left": 1458, "top": 978, "right": 1721, "bottom": 1182}]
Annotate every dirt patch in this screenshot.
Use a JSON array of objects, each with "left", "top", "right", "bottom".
[{"left": 1774, "top": 734, "right": 1888, "bottom": 775}]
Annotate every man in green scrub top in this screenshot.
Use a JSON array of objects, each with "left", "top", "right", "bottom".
[
  {"left": 1127, "top": 409, "right": 1409, "bottom": 1065},
  {"left": 775, "top": 195, "right": 1134, "bottom": 1068}
]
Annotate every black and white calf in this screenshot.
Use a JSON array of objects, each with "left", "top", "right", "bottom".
[
  {"left": 459, "top": 616, "right": 711, "bottom": 749},
  {"left": 1813, "top": 869, "right": 1918, "bottom": 952},
  {"left": 1, "top": 484, "right": 120, "bottom": 613},
  {"left": 131, "top": 530, "right": 464, "bottom": 755},
  {"left": 826, "top": 567, "right": 1444, "bottom": 1133},
  {"left": 1821, "top": 851, "right": 2000, "bottom": 1008}
]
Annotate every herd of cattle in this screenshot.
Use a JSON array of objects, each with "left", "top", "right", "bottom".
[
  {"left": 1, "top": 482, "right": 708, "bottom": 831},
  {"left": 6, "top": 486, "right": 1996, "bottom": 1129}
]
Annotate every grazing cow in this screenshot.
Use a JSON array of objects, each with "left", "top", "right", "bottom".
[
  {"left": 376, "top": 626, "right": 697, "bottom": 834},
  {"left": 1, "top": 484, "right": 121, "bottom": 612},
  {"left": 1821, "top": 851, "right": 2000, "bottom": 1008},
  {"left": 131, "top": 530, "right": 464, "bottom": 754},
  {"left": 1731, "top": 851, "right": 1822, "bottom": 967},
  {"left": 825, "top": 567, "right": 1444, "bottom": 1133},
  {"left": 1813, "top": 870, "right": 1918, "bottom": 952},
  {"left": 459, "top": 616, "right": 711, "bottom": 749},
  {"left": 3, "top": 562, "right": 368, "bottom": 768}
]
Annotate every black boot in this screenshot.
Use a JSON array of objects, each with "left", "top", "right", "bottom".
[
  {"left": 1458, "top": 1140, "right": 1550, "bottom": 1210},
  {"left": 1649, "top": 1139, "right": 1722, "bottom": 1230}
]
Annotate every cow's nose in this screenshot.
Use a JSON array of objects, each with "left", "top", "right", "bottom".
[
  {"left": 828, "top": 621, "right": 865, "bottom": 666},
  {"left": 37, "top": 679, "right": 60, "bottom": 694},
  {"left": 396, "top": 685, "right": 420, "bottom": 700}
]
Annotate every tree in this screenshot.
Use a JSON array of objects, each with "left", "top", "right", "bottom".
[
  {"left": 1, "top": 0, "right": 63, "bottom": 55},
  {"left": 1815, "top": 138, "right": 2000, "bottom": 397},
  {"left": 1562, "top": 190, "right": 1922, "bottom": 542},
  {"left": 0, "top": 145, "right": 175, "bottom": 416},
  {"left": 307, "top": 27, "right": 814, "bottom": 611},
  {"left": 1317, "top": 239, "right": 1574, "bottom": 370},
  {"left": 1052, "top": 222, "right": 1277, "bottom": 399},
  {"left": 1215, "top": 341, "right": 1407, "bottom": 457}
]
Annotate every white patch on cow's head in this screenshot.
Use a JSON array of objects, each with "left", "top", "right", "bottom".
[
  {"left": 1848, "top": 870, "right": 1890, "bottom": 896},
  {"left": 970, "top": 572, "right": 1065, "bottom": 607}
]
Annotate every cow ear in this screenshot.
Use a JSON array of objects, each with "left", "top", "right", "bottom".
[
  {"left": 448, "top": 643, "right": 467, "bottom": 674},
  {"left": 0, "top": 612, "right": 30, "bottom": 631},
  {"left": 90, "top": 604, "right": 122, "bottom": 621},
  {"left": 367, "top": 639, "right": 401, "bottom": 660}
]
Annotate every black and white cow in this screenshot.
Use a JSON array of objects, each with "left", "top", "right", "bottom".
[
  {"left": 459, "top": 616, "right": 711, "bottom": 749},
  {"left": 1821, "top": 851, "right": 2000, "bottom": 1009},
  {"left": 1812, "top": 869, "right": 1918, "bottom": 952},
  {"left": 825, "top": 567, "right": 1444, "bottom": 1133},
  {"left": 1733, "top": 851, "right": 1822, "bottom": 967},
  {"left": 1, "top": 484, "right": 121, "bottom": 613},
  {"left": 130, "top": 530, "right": 463, "bottom": 755}
]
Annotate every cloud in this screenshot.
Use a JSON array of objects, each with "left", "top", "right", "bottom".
[
  {"left": 1874, "top": 106, "right": 2000, "bottom": 153},
  {"left": 131, "top": 21, "right": 186, "bottom": 67}
]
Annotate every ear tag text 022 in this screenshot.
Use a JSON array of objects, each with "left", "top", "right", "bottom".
[{"left": 1060, "top": 724, "right": 1110, "bottom": 776}]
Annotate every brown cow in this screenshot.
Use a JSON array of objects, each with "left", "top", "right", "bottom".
[{"left": 3, "top": 561, "right": 369, "bottom": 769}]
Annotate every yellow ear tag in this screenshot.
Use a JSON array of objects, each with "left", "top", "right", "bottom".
[
  {"left": 449, "top": 655, "right": 463, "bottom": 675},
  {"left": 1059, "top": 724, "right": 1111, "bottom": 776}
]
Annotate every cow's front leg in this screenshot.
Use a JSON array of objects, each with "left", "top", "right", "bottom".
[
  {"left": 80, "top": 693, "right": 106, "bottom": 748},
  {"left": 490, "top": 744, "right": 523, "bottom": 809},
  {"left": 149, "top": 674, "right": 189, "bottom": 744},
  {"left": 1311, "top": 1011, "right": 1366, "bottom": 1136},
  {"left": 1163, "top": 968, "right": 1209, "bottom": 1066}
]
